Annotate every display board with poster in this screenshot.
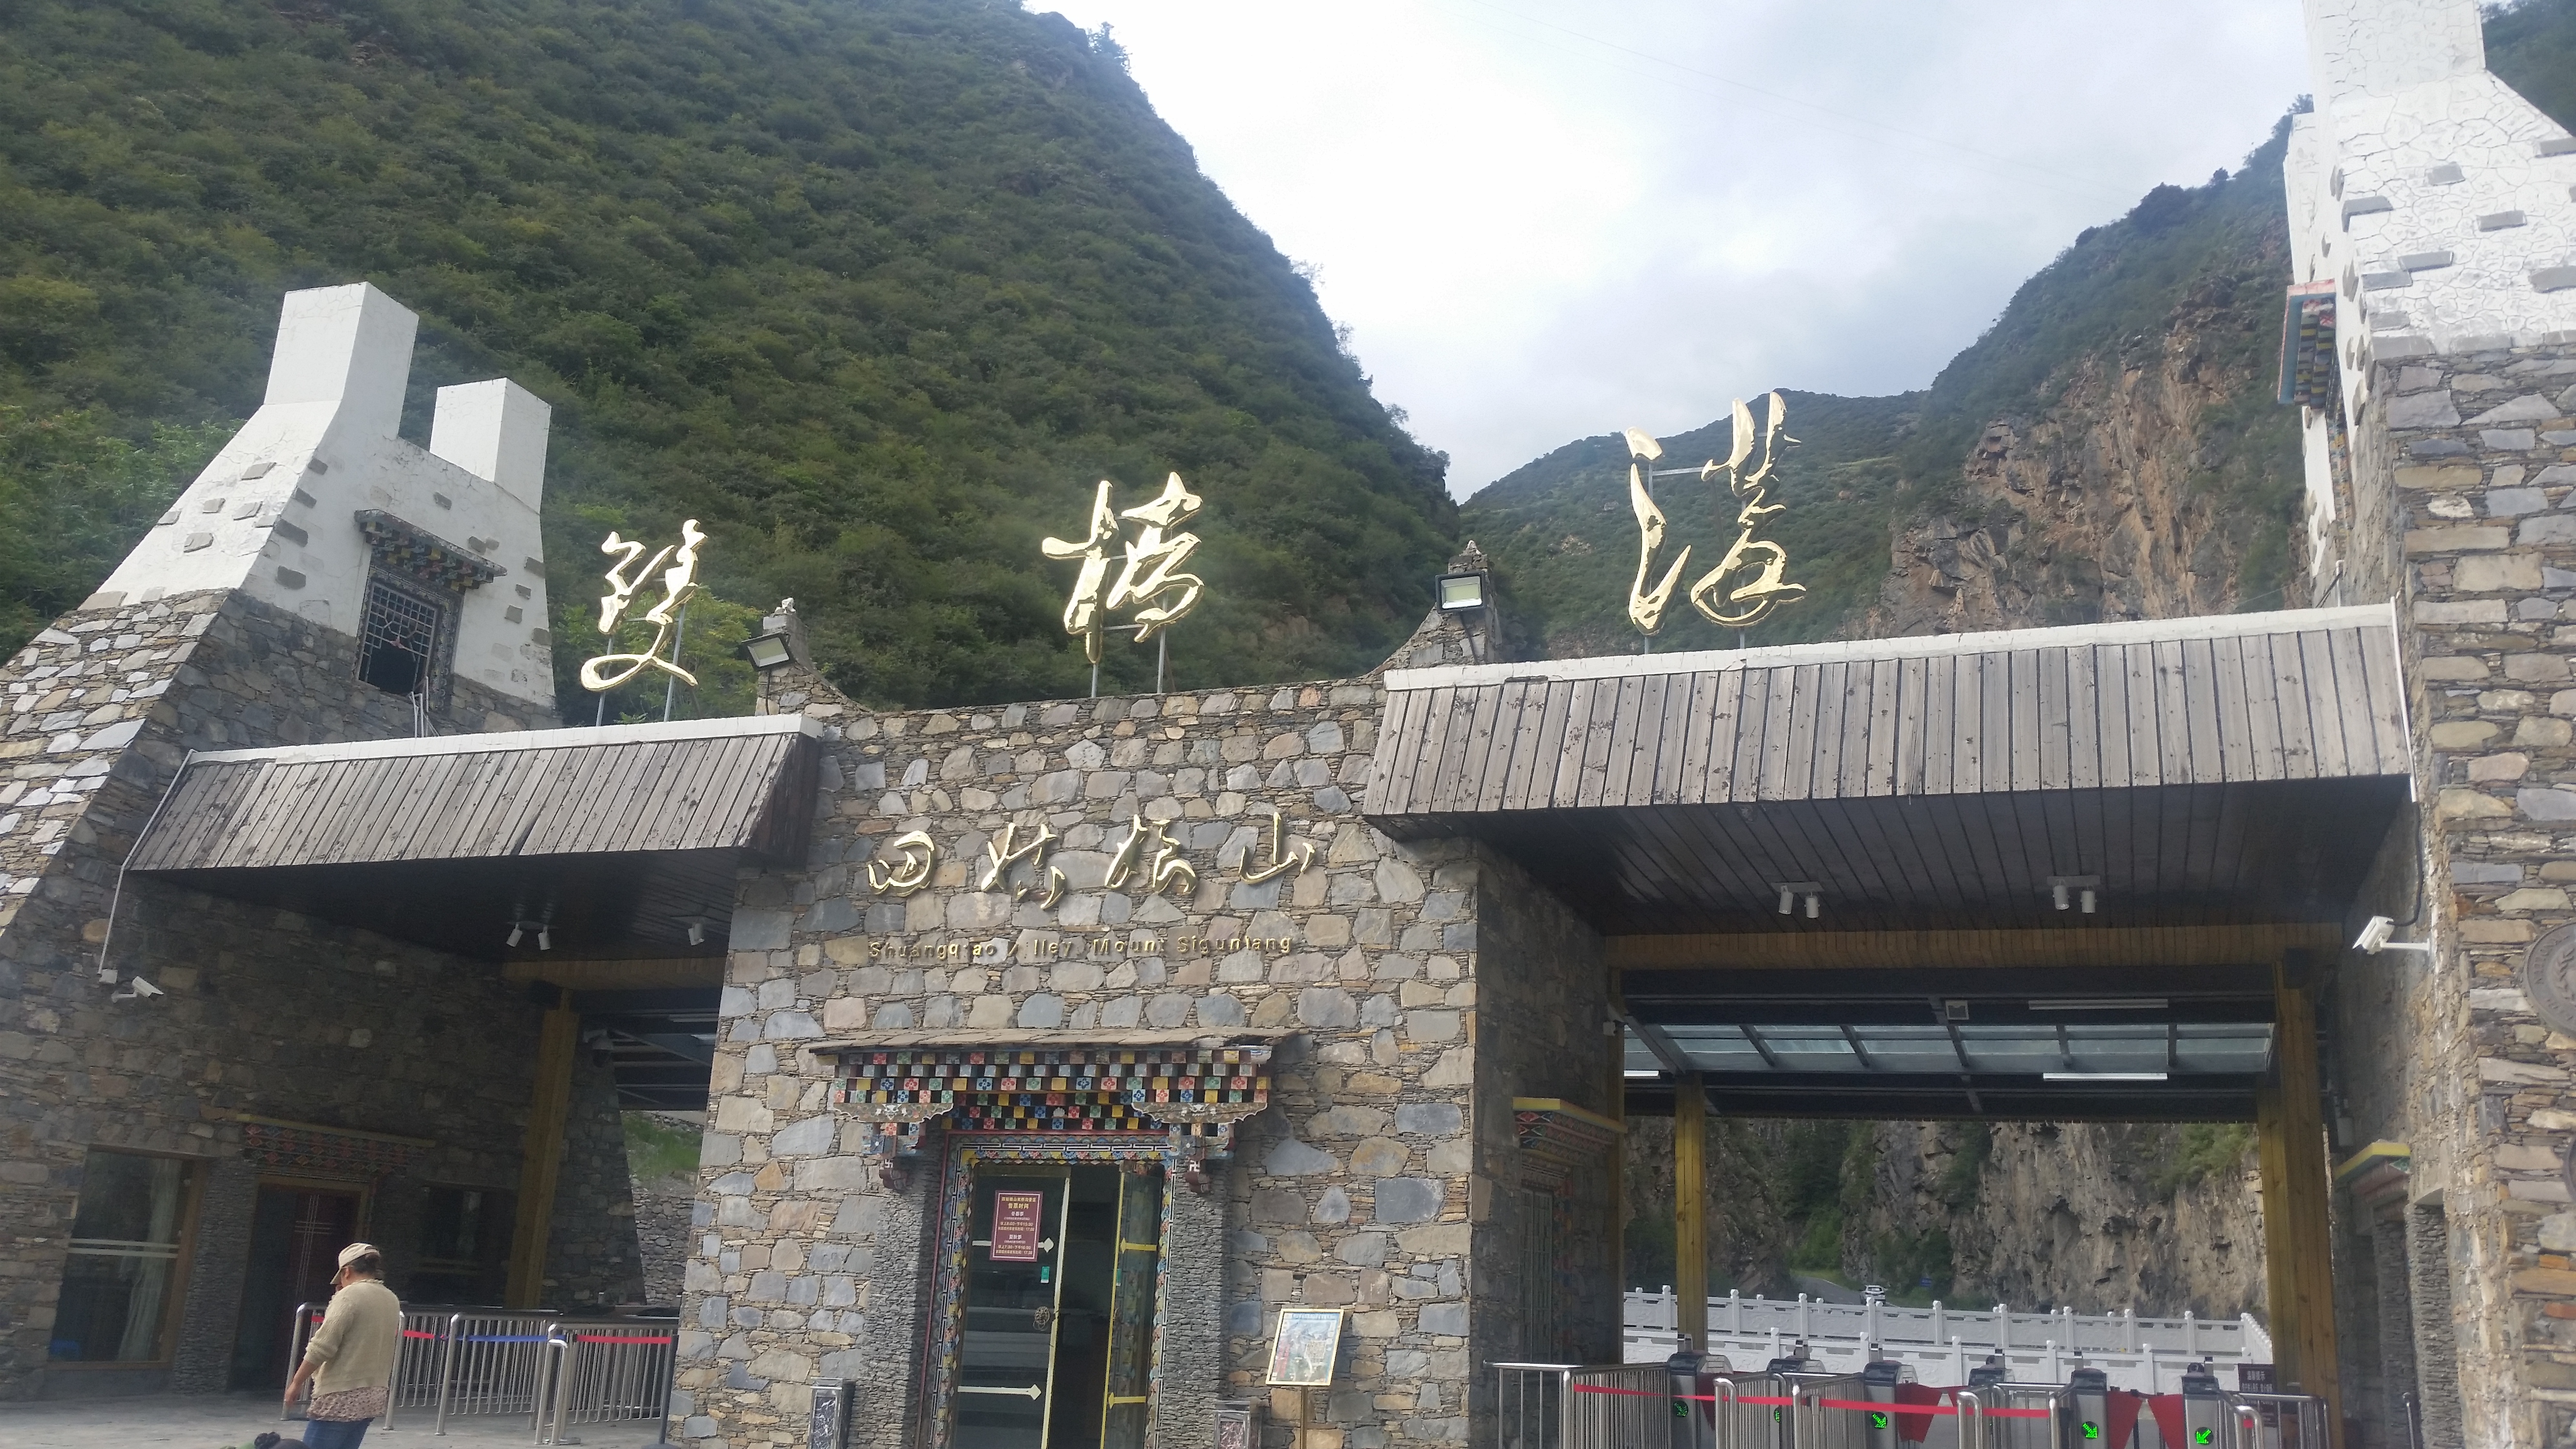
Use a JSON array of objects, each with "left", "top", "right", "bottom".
[{"left": 1265, "top": 1307, "right": 1346, "bottom": 1387}]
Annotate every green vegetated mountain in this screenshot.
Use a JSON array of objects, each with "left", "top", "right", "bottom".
[
  {"left": 1464, "top": 137, "right": 2308, "bottom": 657},
  {"left": 0, "top": 0, "right": 1453, "bottom": 711}
]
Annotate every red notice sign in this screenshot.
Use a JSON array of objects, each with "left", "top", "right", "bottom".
[{"left": 991, "top": 1191, "right": 1045, "bottom": 1262}]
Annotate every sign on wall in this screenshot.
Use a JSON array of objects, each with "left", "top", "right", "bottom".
[{"left": 990, "top": 1190, "right": 1046, "bottom": 1263}]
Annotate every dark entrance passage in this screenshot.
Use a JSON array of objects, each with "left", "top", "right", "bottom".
[
  {"left": 229, "top": 1184, "right": 360, "bottom": 1390},
  {"left": 954, "top": 1165, "right": 1163, "bottom": 1449}
]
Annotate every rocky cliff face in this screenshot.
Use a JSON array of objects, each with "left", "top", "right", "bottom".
[
  {"left": 1625, "top": 1117, "right": 2266, "bottom": 1319},
  {"left": 1863, "top": 243, "right": 2306, "bottom": 638},
  {"left": 1856, "top": 1123, "right": 2266, "bottom": 1318}
]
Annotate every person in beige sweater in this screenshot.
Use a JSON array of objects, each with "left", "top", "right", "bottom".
[{"left": 283, "top": 1242, "right": 402, "bottom": 1449}]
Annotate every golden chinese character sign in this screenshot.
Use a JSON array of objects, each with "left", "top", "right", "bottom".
[
  {"left": 1623, "top": 392, "right": 1807, "bottom": 637},
  {"left": 1042, "top": 473, "right": 1208, "bottom": 663},
  {"left": 581, "top": 520, "right": 706, "bottom": 691}
]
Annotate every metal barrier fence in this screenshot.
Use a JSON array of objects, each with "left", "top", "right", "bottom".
[
  {"left": 282, "top": 1302, "right": 676, "bottom": 1439},
  {"left": 1493, "top": 1364, "right": 1670, "bottom": 1449},
  {"left": 535, "top": 1322, "right": 681, "bottom": 1445}
]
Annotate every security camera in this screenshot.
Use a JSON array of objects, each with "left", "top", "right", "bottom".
[
  {"left": 2354, "top": 917, "right": 2433, "bottom": 955},
  {"left": 111, "top": 977, "right": 164, "bottom": 1001}
]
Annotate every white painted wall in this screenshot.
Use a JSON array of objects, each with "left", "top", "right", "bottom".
[
  {"left": 96, "top": 283, "right": 557, "bottom": 713},
  {"left": 2286, "top": 0, "right": 2576, "bottom": 412}
]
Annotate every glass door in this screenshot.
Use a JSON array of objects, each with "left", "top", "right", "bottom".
[
  {"left": 954, "top": 1164, "right": 1167, "bottom": 1449},
  {"left": 956, "top": 1170, "right": 1072, "bottom": 1449}
]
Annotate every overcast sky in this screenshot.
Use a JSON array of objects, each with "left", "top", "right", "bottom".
[{"left": 1035, "top": 0, "right": 2312, "bottom": 498}]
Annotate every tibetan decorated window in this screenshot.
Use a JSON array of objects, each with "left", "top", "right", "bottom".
[
  {"left": 2277, "top": 280, "right": 2338, "bottom": 408},
  {"left": 353, "top": 509, "right": 503, "bottom": 704},
  {"left": 831, "top": 1043, "right": 1274, "bottom": 1153}
]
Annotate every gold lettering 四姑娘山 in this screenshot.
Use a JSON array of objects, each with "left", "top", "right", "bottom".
[
  {"left": 868, "top": 830, "right": 938, "bottom": 897},
  {"left": 1237, "top": 808, "right": 1315, "bottom": 885},
  {"left": 1106, "top": 811, "right": 1197, "bottom": 897}
]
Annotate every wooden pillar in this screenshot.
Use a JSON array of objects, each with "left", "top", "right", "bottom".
[
  {"left": 1673, "top": 1071, "right": 1707, "bottom": 1354},
  {"left": 1609, "top": 981, "right": 1628, "bottom": 1306},
  {"left": 2257, "top": 953, "right": 2340, "bottom": 1436},
  {"left": 505, "top": 995, "right": 582, "bottom": 1309}
]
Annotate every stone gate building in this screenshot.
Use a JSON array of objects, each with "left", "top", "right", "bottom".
[{"left": 1, "top": 3, "right": 2575, "bottom": 1447}]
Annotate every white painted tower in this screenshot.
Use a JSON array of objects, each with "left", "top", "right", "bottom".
[
  {"left": 92, "top": 283, "right": 558, "bottom": 713},
  {"left": 2285, "top": 0, "right": 2576, "bottom": 593}
]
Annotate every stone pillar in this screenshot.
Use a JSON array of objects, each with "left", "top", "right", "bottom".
[
  {"left": 1158, "top": 1160, "right": 1229, "bottom": 1449},
  {"left": 2406, "top": 1204, "right": 2464, "bottom": 1449},
  {"left": 168, "top": 1155, "right": 257, "bottom": 1394},
  {"left": 831, "top": 1142, "right": 939, "bottom": 1449},
  {"left": 2372, "top": 1219, "right": 2419, "bottom": 1437}
]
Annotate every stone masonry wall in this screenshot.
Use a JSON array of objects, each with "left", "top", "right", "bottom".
[
  {"left": 2366, "top": 339, "right": 2576, "bottom": 1448},
  {"left": 547, "top": 1053, "right": 649, "bottom": 1308},
  {"left": 1467, "top": 849, "right": 1616, "bottom": 1377},
  {"left": 0, "top": 586, "right": 557, "bottom": 1398},
  {"left": 674, "top": 598, "right": 1582, "bottom": 1449}
]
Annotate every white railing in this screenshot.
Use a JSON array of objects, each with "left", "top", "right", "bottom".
[{"left": 1621, "top": 1289, "right": 2271, "bottom": 1393}]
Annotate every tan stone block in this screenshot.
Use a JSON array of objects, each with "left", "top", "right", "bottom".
[
  {"left": 2421, "top": 655, "right": 2493, "bottom": 681},
  {"left": 1351, "top": 1310, "right": 1401, "bottom": 1338},
  {"left": 821, "top": 996, "right": 869, "bottom": 1032},
  {"left": 2459, "top": 918, "right": 2538, "bottom": 943},
  {"left": 2397, "top": 465, "right": 2483, "bottom": 491},
  {"left": 2431, "top": 721, "right": 2500, "bottom": 748},
  {"left": 2457, "top": 552, "right": 2545, "bottom": 591},
  {"left": 823, "top": 936, "right": 869, "bottom": 965},
  {"left": 2543, "top": 862, "right": 2576, "bottom": 883},
  {"left": 2470, "top": 753, "right": 2533, "bottom": 782},
  {"left": 968, "top": 994, "right": 1013, "bottom": 1028},
  {"left": 2511, "top": 1267, "right": 2576, "bottom": 1294},
  {"left": 2498, "top": 887, "right": 2571, "bottom": 911},
  {"left": 2408, "top": 525, "right": 2512, "bottom": 554},
  {"left": 2440, "top": 788, "right": 2512, "bottom": 819},
  {"left": 1349, "top": 1139, "right": 1410, "bottom": 1176},
  {"left": 2481, "top": 690, "right": 2539, "bottom": 712},
  {"left": 1397, "top": 1223, "right": 1472, "bottom": 1255},
  {"left": 2518, "top": 718, "right": 2576, "bottom": 747},
  {"left": 2498, "top": 1143, "right": 2566, "bottom": 1172},
  {"left": 2509, "top": 653, "right": 2575, "bottom": 683}
]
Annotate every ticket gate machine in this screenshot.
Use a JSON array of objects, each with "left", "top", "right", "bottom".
[
  {"left": 2176, "top": 1365, "right": 2230, "bottom": 1449},
  {"left": 2067, "top": 1367, "right": 2112, "bottom": 1449},
  {"left": 1859, "top": 1360, "right": 1916, "bottom": 1449}
]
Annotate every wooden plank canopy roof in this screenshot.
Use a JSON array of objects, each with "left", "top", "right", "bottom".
[
  {"left": 132, "top": 713, "right": 821, "bottom": 872},
  {"left": 128, "top": 714, "right": 822, "bottom": 959},
  {"left": 1363, "top": 606, "right": 2414, "bottom": 935},
  {"left": 1366, "top": 605, "right": 2408, "bottom": 821}
]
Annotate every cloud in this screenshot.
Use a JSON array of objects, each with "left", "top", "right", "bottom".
[{"left": 1040, "top": 0, "right": 2307, "bottom": 495}]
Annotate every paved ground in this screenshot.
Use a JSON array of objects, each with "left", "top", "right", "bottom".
[{"left": 0, "top": 1394, "right": 670, "bottom": 1449}]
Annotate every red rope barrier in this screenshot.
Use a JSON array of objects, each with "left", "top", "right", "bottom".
[{"left": 1566, "top": 1384, "right": 2052, "bottom": 1418}]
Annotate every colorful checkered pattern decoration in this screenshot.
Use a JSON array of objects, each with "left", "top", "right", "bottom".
[{"left": 832, "top": 1044, "right": 1272, "bottom": 1140}]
